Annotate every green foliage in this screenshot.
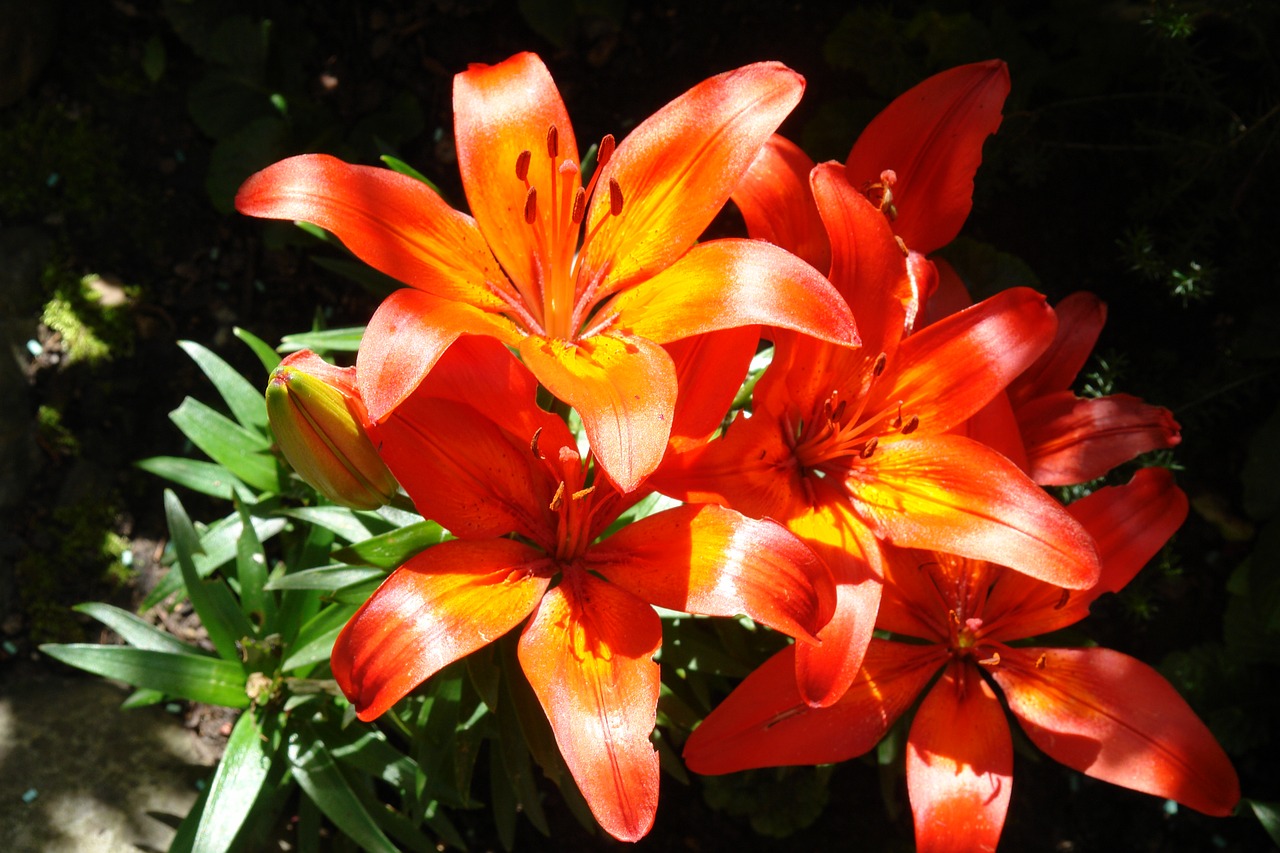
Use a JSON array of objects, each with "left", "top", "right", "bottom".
[{"left": 701, "top": 766, "right": 833, "bottom": 837}]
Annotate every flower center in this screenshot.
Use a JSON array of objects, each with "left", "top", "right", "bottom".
[
  {"left": 788, "top": 351, "right": 919, "bottom": 478},
  {"left": 514, "top": 126, "right": 625, "bottom": 340}
]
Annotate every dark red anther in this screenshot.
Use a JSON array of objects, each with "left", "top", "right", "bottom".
[
  {"left": 546, "top": 125, "right": 559, "bottom": 159},
  {"left": 608, "top": 178, "right": 624, "bottom": 216},
  {"left": 872, "top": 352, "right": 887, "bottom": 376},
  {"left": 598, "top": 134, "right": 616, "bottom": 168},
  {"left": 523, "top": 187, "right": 537, "bottom": 224},
  {"left": 530, "top": 427, "right": 543, "bottom": 459},
  {"left": 515, "top": 149, "right": 532, "bottom": 182},
  {"left": 860, "top": 437, "right": 878, "bottom": 459},
  {"left": 571, "top": 187, "right": 586, "bottom": 224},
  {"left": 901, "top": 414, "right": 919, "bottom": 435}
]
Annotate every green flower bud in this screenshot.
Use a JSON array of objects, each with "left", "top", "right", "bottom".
[{"left": 266, "top": 350, "right": 397, "bottom": 509}]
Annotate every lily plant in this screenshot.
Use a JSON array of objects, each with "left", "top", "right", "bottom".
[{"left": 682, "top": 468, "right": 1241, "bottom": 851}]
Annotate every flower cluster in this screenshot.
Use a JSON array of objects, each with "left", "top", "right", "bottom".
[{"left": 239, "top": 53, "right": 1236, "bottom": 846}]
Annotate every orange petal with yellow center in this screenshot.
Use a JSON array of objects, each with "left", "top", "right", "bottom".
[
  {"left": 518, "top": 332, "right": 676, "bottom": 493},
  {"left": 518, "top": 574, "right": 662, "bottom": 843},
  {"left": 994, "top": 647, "right": 1240, "bottom": 816},
  {"left": 331, "top": 538, "right": 550, "bottom": 721},
  {"left": 846, "top": 435, "right": 1100, "bottom": 589},
  {"left": 907, "top": 661, "right": 1012, "bottom": 853},
  {"left": 235, "top": 153, "right": 512, "bottom": 308},
  {"left": 453, "top": 52, "right": 579, "bottom": 303},
  {"left": 600, "top": 239, "right": 858, "bottom": 348},
  {"left": 588, "top": 503, "right": 835, "bottom": 642},
  {"left": 581, "top": 62, "right": 804, "bottom": 299}
]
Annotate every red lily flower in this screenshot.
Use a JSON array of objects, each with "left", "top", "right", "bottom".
[
  {"left": 732, "top": 60, "right": 1011, "bottom": 288},
  {"left": 1004, "top": 290, "right": 1183, "bottom": 484},
  {"left": 328, "top": 336, "right": 835, "bottom": 842},
  {"left": 683, "top": 468, "right": 1240, "bottom": 851},
  {"left": 656, "top": 161, "right": 1100, "bottom": 707},
  {"left": 235, "top": 52, "right": 858, "bottom": 493},
  {"left": 923, "top": 270, "right": 1184, "bottom": 486}
]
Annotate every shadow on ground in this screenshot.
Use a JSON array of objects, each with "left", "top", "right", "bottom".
[{"left": 0, "top": 662, "right": 219, "bottom": 853}]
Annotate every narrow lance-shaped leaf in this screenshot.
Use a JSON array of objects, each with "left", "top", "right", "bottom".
[
  {"left": 193, "top": 710, "right": 275, "bottom": 853},
  {"left": 179, "top": 339, "right": 269, "bottom": 433},
  {"left": 166, "top": 489, "right": 257, "bottom": 663},
  {"left": 39, "top": 644, "right": 250, "bottom": 708}
]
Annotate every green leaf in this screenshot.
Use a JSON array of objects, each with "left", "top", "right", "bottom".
[
  {"left": 331, "top": 520, "right": 445, "bottom": 569},
  {"left": 142, "top": 513, "right": 289, "bottom": 611},
  {"left": 277, "top": 506, "right": 394, "bottom": 544},
  {"left": 193, "top": 711, "right": 275, "bottom": 853},
  {"left": 40, "top": 645, "right": 249, "bottom": 707},
  {"left": 179, "top": 339, "right": 269, "bottom": 433},
  {"left": 264, "top": 564, "right": 387, "bottom": 592},
  {"left": 280, "top": 327, "right": 365, "bottom": 354},
  {"left": 73, "top": 602, "right": 206, "bottom": 656},
  {"left": 379, "top": 155, "right": 436, "bottom": 189},
  {"left": 167, "top": 490, "right": 258, "bottom": 661},
  {"left": 170, "top": 397, "right": 279, "bottom": 493},
  {"left": 236, "top": 500, "right": 273, "bottom": 630},
  {"left": 120, "top": 688, "right": 167, "bottom": 709},
  {"left": 288, "top": 732, "right": 400, "bottom": 853},
  {"left": 135, "top": 456, "right": 255, "bottom": 501},
  {"left": 142, "top": 34, "right": 166, "bottom": 82},
  {"left": 235, "top": 327, "right": 282, "bottom": 374},
  {"left": 1251, "top": 799, "right": 1280, "bottom": 846},
  {"left": 282, "top": 603, "right": 357, "bottom": 672}
]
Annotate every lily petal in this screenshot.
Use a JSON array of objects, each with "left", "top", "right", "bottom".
[
  {"left": 588, "top": 503, "right": 835, "bottom": 642},
  {"left": 663, "top": 328, "right": 759, "bottom": 449},
  {"left": 518, "top": 332, "right": 676, "bottom": 493},
  {"left": 1008, "top": 291, "right": 1107, "bottom": 407},
  {"left": 601, "top": 239, "right": 858, "bottom": 348},
  {"left": 331, "top": 538, "right": 549, "bottom": 721},
  {"left": 357, "top": 288, "right": 523, "bottom": 421},
  {"left": 731, "top": 134, "right": 829, "bottom": 270},
  {"left": 994, "top": 647, "right": 1240, "bottom": 816},
  {"left": 1017, "top": 391, "right": 1182, "bottom": 486},
  {"left": 846, "top": 60, "right": 1010, "bottom": 255},
  {"left": 582, "top": 62, "right": 804, "bottom": 298},
  {"left": 907, "top": 661, "right": 1012, "bottom": 853},
  {"left": 811, "top": 162, "right": 914, "bottom": 351},
  {"left": 235, "top": 153, "right": 511, "bottom": 307},
  {"left": 453, "top": 52, "right": 578, "bottom": 301},
  {"left": 873, "top": 287, "right": 1058, "bottom": 437},
  {"left": 375, "top": 395, "right": 555, "bottom": 543},
  {"left": 788, "top": 487, "right": 886, "bottom": 706},
  {"left": 683, "top": 640, "right": 945, "bottom": 774},
  {"left": 847, "top": 435, "right": 1100, "bottom": 590},
  {"left": 518, "top": 574, "right": 662, "bottom": 842}
]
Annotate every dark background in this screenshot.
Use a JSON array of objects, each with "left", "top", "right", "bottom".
[{"left": 2, "top": 1, "right": 1277, "bottom": 850}]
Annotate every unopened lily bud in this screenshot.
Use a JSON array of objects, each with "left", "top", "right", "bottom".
[{"left": 266, "top": 350, "right": 397, "bottom": 509}]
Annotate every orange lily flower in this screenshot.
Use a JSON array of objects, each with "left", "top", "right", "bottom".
[
  {"left": 329, "top": 336, "right": 835, "bottom": 843},
  {"left": 235, "top": 52, "right": 858, "bottom": 493},
  {"left": 656, "top": 160, "right": 1100, "bottom": 707},
  {"left": 684, "top": 468, "right": 1240, "bottom": 851}
]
